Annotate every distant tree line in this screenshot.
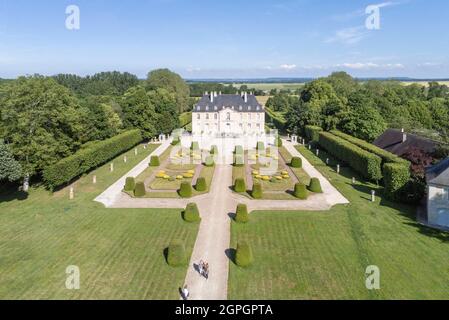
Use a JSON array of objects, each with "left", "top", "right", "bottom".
[{"left": 188, "top": 83, "right": 265, "bottom": 97}]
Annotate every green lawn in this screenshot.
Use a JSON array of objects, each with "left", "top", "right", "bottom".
[
  {"left": 0, "top": 144, "right": 199, "bottom": 300},
  {"left": 228, "top": 146, "right": 449, "bottom": 300}
]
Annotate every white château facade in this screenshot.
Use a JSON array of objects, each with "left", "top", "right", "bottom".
[{"left": 192, "top": 92, "right": 265, "bottom": 136}]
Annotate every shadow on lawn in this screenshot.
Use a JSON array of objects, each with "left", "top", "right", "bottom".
[
  {"left": 0, "top": 189, "right": 28, "bottom": 203},
  {"left": 225, "top": 248, "right": 237, "bottom": 265}
]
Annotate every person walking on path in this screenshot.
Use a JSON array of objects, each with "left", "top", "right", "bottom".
[{"left": 181, "top": 285, "right": 190, "bottom": 300}]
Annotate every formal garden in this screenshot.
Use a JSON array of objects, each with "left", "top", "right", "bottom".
[
  {"left": 231, "top": 141, "right": 322, "bottom": 200},
  {"left": 123, "top": 142, "right": 216, "bottom": 199}
]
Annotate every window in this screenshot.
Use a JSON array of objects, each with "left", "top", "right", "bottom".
[
  {"left": 214, "top": 106, "right": 218, "bottom": 111},
  {"left": 197, "top": 114, "right": 200, "bottom": 120},
  {"left": 248, "top": 106, "right": 252, "bottom": 111},
  {"left": 206, "top": 114, "right": 209, "bottom": 120},
  {"left": 206, "top": 106, "right": 209, "bottom": 111},
  {"left": 214, "top": 113, "right": 218, "bottom": 120},
  {"left": 239, "top": 106, "right": 242, "bottom": 111},
  {"left": 443, "top": 188, "right": 449, "bottom": 200},
  {"left": 227, "top": 112, "right": 231, "bottom": 121},
  {"left": 197, "top": 106, "right": 200, "bottom": 111},
  {"left": 257, "top": 113, "right": 260, "bottom": 120}
]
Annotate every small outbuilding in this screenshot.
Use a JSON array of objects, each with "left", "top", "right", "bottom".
[{"left": 425, "top": 158, "right": 449, "bottom": 229}]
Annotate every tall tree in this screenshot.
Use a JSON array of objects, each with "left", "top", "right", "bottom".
[
  {"left": 121, "top": 86, "right": 157, "bottom": 139},
  {"left": 0, "top": 76, "right": 83, "bottom": 190},
  {"left": 146, "top": 69, "right": 190, "bottom": 113},
  {"left": 0, "top": 139, "right": 22, "bottom": 182}
]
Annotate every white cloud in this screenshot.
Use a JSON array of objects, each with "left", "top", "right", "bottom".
[
  {"left": 335, "top": 62, "right": 404, "bottom": 69},
  {"left": 325, "top": 26, "right": 369, "bottom": 44},
  {"left": 279, "top": 64, "right": 297, "bottom": 70}
]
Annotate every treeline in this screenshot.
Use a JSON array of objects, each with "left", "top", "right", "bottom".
[
  {"left": 267, "top": 72, "right": 449, "bottom": 143},
  {"left": 188, "top": 82, "right": 265, "bottom": 97},
  {"left": 0, "top": 69, "right": 189, "bottom": 189}
]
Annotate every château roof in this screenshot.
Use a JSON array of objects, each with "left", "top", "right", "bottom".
[{"left": 194, "top": 93, "right": 263, "bottom": 113}]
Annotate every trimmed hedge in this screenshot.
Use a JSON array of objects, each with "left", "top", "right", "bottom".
[
  {"left": 166, "top": 240, "right": 187, "bottom": 266},
  {"left": 124, "top": 177, "right": 135, "bottom": 191},
  {"left": 210, "top": 145, "right": 218, "bottom": 155},
  {"left": 43, "top": 130, "right": 142, "bottom": 189},
  {"left": 205, "top": 156, "right": 215, "bottom": 167},
  {"left": 183, "top": 203, "right": 201, "bottom": 222},
  {"left": 235, "top": 241, "right": 253, "bottom": 267},
  {"left": 150, "top": 155, "right": 160, "bottom": 167},
  {"left": 305, "top": 125, "right": 323, "bottom": 143},
  {"left": 234, "top": 154, "right": 244, "bottom": 167},
  {"left": 235, "top": 145, "right": 243, "bottom": 155},
  {"left": 294, "top": 183, "right": 308, "bottom": 199},
  {"left": 134, "top": 182, "right": 146, "bottom": 197},
  {"left": 235, "top": 204, "right": 250, "bottom": 223},
  {"left": 275, "top": 137, "right": 283, "bottom": 147},
  {"left": 191, "top": 141, "right": 199, "bottom": 151},
  {"left": 252, "top": 183, "right": 263, "bottom": 199},
  {"left": 383, "top": 163, "right": 411, "bottom": 200},
  {"left": 329, "top": 130, "right": 411, "bottom": 200},
  {"left": 308, "top": 178, "right": 323, "bottom": 193},
  {"left": 318, "top": 132, "right": 382, "bottom": 181},
  {"left": 329, "top": 130, "right": 409, "bottom": 165},
  {"left": 291, "top": 157, "right": 302, "bottom": 168},
  {"left": 265, "top": 107, "right": 287, "bottom": 132},
  {"left": 234, "top": 178, "right": 246, "bottom": 193},
  {"left": 179, "top": 181, "right": 193, "bottom": 198},
  {"left": 195, "top": 177, "right": 207, "bottom": 192},
  {"left": 257, "top": 141, "right": 265, "bottom": 151}
]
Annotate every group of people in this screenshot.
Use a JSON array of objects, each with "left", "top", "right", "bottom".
[
  {"left": 198, "top": 260, "right": 209, "bottom": 279},
  {"left": 180, "top": 260, "right": 211, "bottom": 300}
]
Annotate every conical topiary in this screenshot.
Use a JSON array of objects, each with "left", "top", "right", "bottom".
[
  {"left": 124, "top": 177, "right": 135, "bottom": 191},
  {"left": 183, "top": 203, "right": 201, "bottom": 222},
  {"left": 235, "top": 204, "right": 250, "bottom": 223},
  {"left": 308, "top": 178, "right": 323, "bottom": 193},
  {"left": 293, "top": 182, "right": 308, "bottom": 199}
]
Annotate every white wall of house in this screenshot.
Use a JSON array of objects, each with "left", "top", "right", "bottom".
[
  {"left": 192, "top": 109, "right": 265, "bottom": 136},
  {"left": 427, "top": 184, "right": 449, "bottom": 227}
]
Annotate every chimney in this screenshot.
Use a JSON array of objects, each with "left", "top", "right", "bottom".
[
  {"left": 210, "top": 92, "right": 214, "bottom": 103},
  {"left": 219, "top": 91, "right": 222, "bottom": 95},
  {"left": 205, "top": 91, "right": 208, "bottom": 95},
  {"left": 214, "top": 91, "right": 218, "bottom": 97},
  {"left": 402, "top": 131, "right": 407, "bottom": 143},
  {"left": 244, "top": 92, "right": 248, "bottom": 103}
]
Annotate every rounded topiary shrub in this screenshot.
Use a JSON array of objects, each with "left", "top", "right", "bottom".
[
  {"left": 134, "top": 182, "right": 146, "bottom": 197},
  {"left": 150, "top": 155, "right": 160, "bottom": 167},
  {"left": 235, "top": 204, "right": 249, "bottom": 223},
  {"left": 205, "top": 156, "right": 215, "bottom": 167},
  {"left": 124, "top": 177, "right": 135, "bottom": 191},
  {"left": 191, "top": 141, "right": 199, "bottom": 151},
  {"left": 234, "top": 178, "right": 246, "bottom": 193},
  {"left": 294, "top": 182, "right": 308, "bottom": 199},
  {"left": 252, "top": 183, "right": 263, "bottom": 199},
  {"left": 275, "top": 137, "right": 283, "bottom": 147},
  {"left": 235, "top": 145, "right": 243, "bottom": 155},
  {"left": 235, "top": 241, "right": 253, "bottom": 267},
  {"left": 195, "top": 177, "right": 207, "bottom": 192},
  {"left": 210, "top": 145, "right": 218, "bottom": 155},
  {"left": 171, "top": 137, "right": 180, "bottom": 146},
  {"left": 308, "top": 178, "right": 323, "bottom": 193},
  {"left": 166, "top": 240, "right": 187, "bottom": 266},
  {"left": 183, "top": 203, "right": 201, "bottom": 223},
  {"left": 291, "top": 157, "right": 302, "bottom": 168},
  {"left": 179, "top": 181, "right": 193, "bottom": 198},
  {"left": 234, "top": 154, "right": 244, "bottom": 167}
]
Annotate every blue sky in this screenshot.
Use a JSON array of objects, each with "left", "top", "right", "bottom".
[{"left": 0, "top": 0, "right": 448, "bottom": 79}]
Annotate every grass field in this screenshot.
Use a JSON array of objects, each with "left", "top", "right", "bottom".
[
  {"left": 233, "top": 83, "right": 305, "bottom": 91},
  {"left": 228, "top": 146, "right": 449, "bottom": 300},
  {"left": 0, "top": 144, "right": 199, "bottom": 299}
]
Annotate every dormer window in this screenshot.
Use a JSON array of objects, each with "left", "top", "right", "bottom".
[
  {"left": 206, "top": 106, "right": 209, "bottom": 111},
  {"left": 248, "top": 106, "right": 252, "bottom": 111},
  {"left": 197, "top": 106, "right": 200, "bottom": 111},
  {"left": 239, "top": 106, "right": 242, "bottom": 111},
  {"left": 214, "top": 106, "right": 218, "bottom": 111},
  {"left": 256, "top": 106, "right": 260, "bottom": 111}
]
